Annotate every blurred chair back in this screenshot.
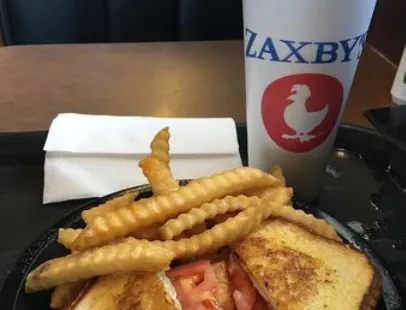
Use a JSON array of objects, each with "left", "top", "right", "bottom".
[{"left": 0, "top": 0, "right": 243, "bottom": 45}]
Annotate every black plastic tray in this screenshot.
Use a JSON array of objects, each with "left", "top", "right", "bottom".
[
  {"left": 0, "top": 124, "right": 405, "bottom": 307},
  {"left": 364, "top": 106, "right": 406, "bottom": 152},
  {"left": 0, "top": 183, "right": 404, "bottom": 309}
]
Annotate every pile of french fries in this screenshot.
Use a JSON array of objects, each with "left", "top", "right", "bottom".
[{"left": 24, "top": 127, "right": 339, "bottom": 309}]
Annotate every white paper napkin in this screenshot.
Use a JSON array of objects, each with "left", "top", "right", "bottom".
[{"left": 43, "top": 113, "right": 242, "bottom": 204}]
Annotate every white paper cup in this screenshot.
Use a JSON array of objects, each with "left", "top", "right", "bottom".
[{"left": 243, "top": 0, "right": 377, "bottom": 200}]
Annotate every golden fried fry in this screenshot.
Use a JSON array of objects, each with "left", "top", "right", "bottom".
[
  {"left": 268, "top": 204, "right": 341, "bottom": 241},
  {"left": 81, "top": 191, "right": 138, "bottom": 224},
  {"left": 50, "top": 281, "right": 88, "bottom": 309},
  {"left": 246, "top": 186, "right": 293, "bottom": 205},
  {"left": 72, "top": 167, "right": 280, "bottom": 251},
  {"left": 140, "top": 127, "right": 179, "bottom": 196},
  {"left": 154, "top": 200, "right": 282, "bottom": 259},
  {"left": 57, "top": 228, "right": 82, "bottom": 250},
  {"left": 244, "top": 166, "right": 292, "bottom": 204},
  {"left": 139, "top": 155, "right": 179, "bottom": 196},
  {"left": 270, "top": 165, "right": 286, "bottom": 186},
  {"left": 150, "top": 127, "right": 170, "bottom": 164},
  {"left": 54, "top": 229, "right": 86, "bottom": 307},
  {"left": 160, "top": 195, "right": 260, "bottom": 240},
  {"left": 25, "top": 238, "right": 174, "bottom": 293},
  {"left": 136, "top": 128, "right": 179, "bottom": 237}
]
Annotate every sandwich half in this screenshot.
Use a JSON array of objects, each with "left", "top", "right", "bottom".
[
  {"left": 232, "top": 219, "right": 381, "bottom": 310},
  {"left": 66, "top": 272, "right": 181, "bottom": 310}
]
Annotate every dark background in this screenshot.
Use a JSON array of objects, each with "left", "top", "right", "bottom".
[
  {"left": 0, "top": 0, "right": 404, "bottom": 64},
  {"left": 368, "top": 0, "right": 405, "bottom": 64}
]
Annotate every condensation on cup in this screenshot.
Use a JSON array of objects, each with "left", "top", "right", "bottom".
[{"left": 243, "top": 0, "right": 377, "bottom": 201}]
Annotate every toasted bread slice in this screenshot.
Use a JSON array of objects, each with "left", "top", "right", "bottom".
[
  {"left": 117, "top": 272, "right": 181, "bottom": 310},
  {"left": 233, "top": 219, "right": 381, "bottom": 310},
  {"left": 67, "top": 272, "right": 181, "bottom": 310},
  {"left": 66, "top": 273, "right": 129, "bottom": 310}
]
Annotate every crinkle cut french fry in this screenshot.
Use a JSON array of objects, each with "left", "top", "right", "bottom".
[
  {"left": 72, "top": 167, "right": 280, "bottom": 251},
  {"left": 154, "top": 200, "right": 280, "bottom": 259},
  {"left": 58, "top": 228, "right": 82, "bottom": 250},
  {"left": 160, "top": 195, "right": 261, "bottom": 240},
  {"left": 25, "top": 238, "right": 174, "bottom": 293},
  {"left": 246, "top": 186, "right": 293, "bottom": 205},
  {"left": 150, "top": 127, "right": 170, "bottom": 164},
  {"left": 139, "top": 155, "right": 179, "bottom": 196},
  {"left": 140, "top": 127, "right": 179, "bottom": 196},
  {"left": 54, "top": 229, "right": 86, "bottom": 307},
  {"left": 244, "top": 165, "right": 292, "bottom": 204},
  {"left": 127, "top": 129, "right": 177, "bottom": 238},
  {"left": 50, "top": 280, "right": 88, "bottom": 309},
  {"left": 155, "top": 199, "right": 340, "bottom": 259},
  {"left": 136, "top": 128, "right": 179, "bottom": 235},
  {"left": 81, "top": 191, "right": 138, "bottom": 224},
  {"left": 270, "top": 165, "right": 286, "bottom": 186},
  {"left": 269, "top": 204, "right": 341, "bottom": 241}
]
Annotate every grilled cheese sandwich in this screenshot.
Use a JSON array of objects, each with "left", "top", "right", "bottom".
[
  {"left": 233, "top": 219, "right": 381, "bottom": 310},
  {"left": 67, "top": 272, "right": 181, "bottom": 310}
]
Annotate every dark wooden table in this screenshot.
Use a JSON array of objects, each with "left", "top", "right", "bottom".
[
  {"left": 1, "top": 41, "right": 406, "bottom": 304},
  {"left": 0, "top": 41, "right": 397, "bottom": 132}
]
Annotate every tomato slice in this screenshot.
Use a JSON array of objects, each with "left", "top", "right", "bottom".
[
  {"left": 167, "top": 260, "right": 219, "bottom": 310},
  {"left": 252, "top": 293, "right": 269, "bottom": 310},
  {"left": 228, "top": 256, "right": 257, "bottom": 310}
]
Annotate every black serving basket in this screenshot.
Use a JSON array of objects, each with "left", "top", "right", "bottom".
[{"left": 0, "top": 124, "right": 405, "bottom": 309}]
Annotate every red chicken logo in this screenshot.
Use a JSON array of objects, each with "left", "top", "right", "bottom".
[{"left": 261, "top": 73, "right": 343, "bottom": 153}]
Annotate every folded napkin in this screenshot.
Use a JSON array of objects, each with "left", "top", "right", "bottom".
[{"left": 43, "top": 113, "right": 242, "bottom": 204}]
